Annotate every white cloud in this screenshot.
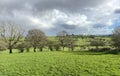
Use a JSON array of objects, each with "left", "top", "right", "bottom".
[
  {"left": 29, "top": 17, "right": 54, "bottom": 29},
  {"left": 27, "top": 9, "right": 93, "bottom": 30},
  {"left": 106, "top": 19, "right": 113, "bottom": 26},
  {"left": 0, "top": 0, "right": 120, "bottom": 35}
]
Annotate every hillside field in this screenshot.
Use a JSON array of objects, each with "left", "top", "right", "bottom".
[{"left": 0, "top": 50, "right": 120, "bottom": 76}]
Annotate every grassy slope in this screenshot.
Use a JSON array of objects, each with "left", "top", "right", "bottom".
[
  {"left": 47, "top": 36, "right": 111, "bottom": 45},
  {"left": 0, "top": 51, "right": 120, "bottom": 76}
]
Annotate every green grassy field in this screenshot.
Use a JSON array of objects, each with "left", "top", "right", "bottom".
[{"left": 0, "top": 51, "right": 120, "bottom": 76}]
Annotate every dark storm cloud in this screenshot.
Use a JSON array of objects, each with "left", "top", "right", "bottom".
[
  {"left": 114, "top": 9, "right": 120, "bottom": 14},
  {"left": 0, "top": 0, "right": 107, "bottom": 13},
  {"left": 0, "top": 0, "right": 107, "bottom": 25},
  {"left": 33, "top": 0, "right": 106, "bottom": 12},
  {"left": 60, "top": 23, "right": 77, "bottom": 29},
  {"left": 60, "top": 24, "right": 76, "bottom": 29}
]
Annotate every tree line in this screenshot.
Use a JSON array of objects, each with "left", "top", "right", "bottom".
[{"left": 0, "top": 22, "right": 120, "bottom": 54}]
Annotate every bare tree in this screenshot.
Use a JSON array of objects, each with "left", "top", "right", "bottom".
[
  {"left": 0, "top": 22, "right": 24, "bottom": 53},
  {"left": 56, "top": 30, "right": 68, "bottom": 51},
  {"left": 54, "top": 41, "right": 60, "bottom": 51},
  {"left": 89, "top": 38, "right": 105, "bottom": 49},
  {"left": 112, "top": 27, "right": 120, "bottom": 50},
  {"left": 67, "top": 34, "right": 78, "bottom": 51},
  {"left": 26, "top": 29, "right": 46, "bottom": 52}
]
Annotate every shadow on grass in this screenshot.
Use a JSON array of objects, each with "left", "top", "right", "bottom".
[{"left": 60, "top": 51, "right": 120, "bottom": 55}]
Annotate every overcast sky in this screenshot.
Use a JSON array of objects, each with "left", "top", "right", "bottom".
[{"left": 0, "top": 0, "right": 120, "bottom": 35}]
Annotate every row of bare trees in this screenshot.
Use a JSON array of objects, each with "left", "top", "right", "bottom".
[
  {"left": 0, "top": 22, "right": 78, "bottom": 53},
  {"left": 0, "top": 22, "right": 120, "bottom": 54}
]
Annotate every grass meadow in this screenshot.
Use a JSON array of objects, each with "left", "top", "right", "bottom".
[{"left": 0, "top": 50, "right": 120, "bottom": 76}]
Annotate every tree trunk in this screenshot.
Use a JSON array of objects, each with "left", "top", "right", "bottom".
[
  {"left": 9, "top": 48, "right": 12, "bottom": 54},
  {"left": 34, "top": 47, "right": 36, "bottom": 52},
  {"left": 21, "top": 49, "right": 24, "bottom": 53},
  {"left": 50, "top": 48, "right": 53, "bottom": 51},
  {"left": 63, "top": 46, "right": 64, "bottom": 51},
  {"left": 40, "top": 48, "right": 43, "bottom": 52},
  {"left": 71, "top": 47, "right": 74, "bottom": 51},
  {"left": 26, "top": 48, "right": 29, "bottom": 52}
]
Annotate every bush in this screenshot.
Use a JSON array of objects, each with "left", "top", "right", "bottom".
[
  {"left": 106, "top": 49, "right": 119, "bottom": 54},
  {"left": 90, "top": 48, "right": 97, "bottom": 52},
  {"left": 90, "top": 48, "right": 111, "bottom": 52},
  {"left": 99, "top": 48, "right": 111, "bottom": 52}
]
